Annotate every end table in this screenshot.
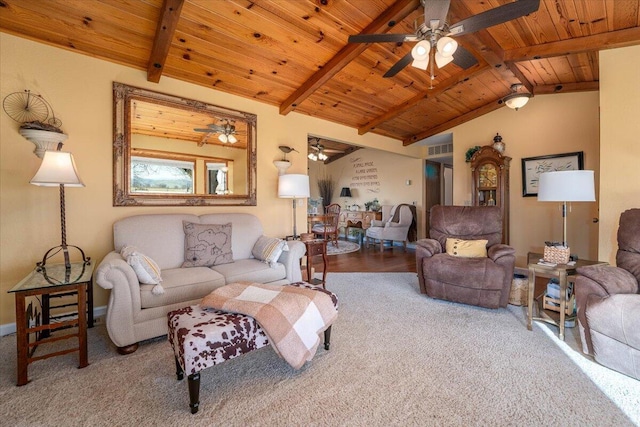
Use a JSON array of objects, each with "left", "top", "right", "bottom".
[
  {"left": 8, "top": 261, "right": 94, "bottom": 386},
  {"left": 303, "top": 239, "right": 327, "bottom": 288}
]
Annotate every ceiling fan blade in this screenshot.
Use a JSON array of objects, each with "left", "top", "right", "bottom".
[
  {"left": 348, "top": 33, "right": 413, "bottom": 44},
  {"left": 448, "top": 0, "right": 540, "bottom": 36},
  {"left": 451, "top": 46, "right": 478, "bottom": 69},
  {"left": 383, "top": 51, "right": 414, "bottom": 78},
  {"left": 194, "top": 128, "right": 215, "bottom": 132},
  {"left": 423, "top": 0, "right": 450, "bottom": 29}
]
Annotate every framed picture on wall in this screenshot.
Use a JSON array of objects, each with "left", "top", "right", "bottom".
[{"left": 521, "top": 151, "right": 584, "bottom": 197}]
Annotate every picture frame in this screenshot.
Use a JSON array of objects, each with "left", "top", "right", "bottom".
[{"left": 521, "top": 151, "right": 584, "bottom": 197}]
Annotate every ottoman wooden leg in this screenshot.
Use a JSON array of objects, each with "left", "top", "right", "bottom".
[
  {"left": 175, "top": 356, "right": 184, "bottom": 381},
  {"left": 324, "top": 326, "right": 332, "bottom": 350},
  {"left": 188, "top": 373, "right": 200, "bottom": 414}
]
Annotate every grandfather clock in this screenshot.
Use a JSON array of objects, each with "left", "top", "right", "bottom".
[{"left": 470, "top": 144, "right": 511, "bottom": 244}]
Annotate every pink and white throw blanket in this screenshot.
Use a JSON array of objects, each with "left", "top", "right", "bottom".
[{"left": 201, "top": 282, "right": 338, "bottom": 369}]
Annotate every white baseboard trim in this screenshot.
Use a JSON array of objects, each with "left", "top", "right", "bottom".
[{"left": 0, "top": 305, "right": 107, "bottom": 337}]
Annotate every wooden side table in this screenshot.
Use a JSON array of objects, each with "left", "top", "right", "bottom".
[
  {"left": 8, "top": 261, "right": 93, "bottom": 386},
  {"left": 526, "top": 252, "right": 606, "bottom": 341},
  {"left": 303, "top": 239, "right": 327, "bottom": 288}
]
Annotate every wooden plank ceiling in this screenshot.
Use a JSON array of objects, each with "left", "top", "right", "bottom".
[{"left": 1, "top": 0, "right": 639, "bottom": 149}]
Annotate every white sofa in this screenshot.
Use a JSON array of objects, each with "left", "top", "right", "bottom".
[{"left": 95, "top": 213, "right": 305, "bottom": 354}]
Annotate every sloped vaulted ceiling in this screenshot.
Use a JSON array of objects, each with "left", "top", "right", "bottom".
[{"left": 1, "top": 0, "right": 639, "bottom": 146}]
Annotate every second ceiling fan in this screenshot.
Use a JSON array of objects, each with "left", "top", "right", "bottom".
[{"left": 348, "top": 0, "right": 540, "bottom": 80}]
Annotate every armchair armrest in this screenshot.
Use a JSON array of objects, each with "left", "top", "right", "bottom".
[
  {"left": 576, "top": 264, "right": 639, "bottom": 296},
  {"left": 416, "top": 239, "right": 442, "bottom": 258},
  {"left": 487, "top": 244, "right": 516, "bottom": 262},
  {"left": 370, "top": 219, "right": 385, "bottom": 227}
]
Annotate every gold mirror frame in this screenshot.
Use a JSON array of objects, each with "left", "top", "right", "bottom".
[{"left": 113, "top": 82, "right": 257, "bottom": 206}]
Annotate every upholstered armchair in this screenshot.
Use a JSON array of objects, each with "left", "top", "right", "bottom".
[
  {"left": 365, "top": 204, "right": 414, "bottom": 252},
  {"left": 312, "top": 203, "right": 341, "bottom": 247},
  {"left": 416, "top": 205, "right": 515, "bottom": 308},
  {"left": 575, "top": 208, "right": 640, "bottom": 380}
]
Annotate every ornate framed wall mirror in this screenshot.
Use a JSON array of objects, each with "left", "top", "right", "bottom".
[{"left": 113, "top": 82, "right": 257, "bottom": 206}]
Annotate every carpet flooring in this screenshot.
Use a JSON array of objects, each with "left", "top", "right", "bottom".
[{"left": 0, "top": 272, "right": 638, "bottom": 426}]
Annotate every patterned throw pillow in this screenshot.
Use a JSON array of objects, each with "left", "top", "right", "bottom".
[
  {"left": 251, "top": 235, "right": 289, "bottom": 268},
  {"left": 182, "top": 222, "right": 234, "bottom": 267},
  {"left": 445, "top": 238, "right": 488, "bottom": 258},
  {"left": 120, "top": 245, "right": 164, "bottom": 295}
]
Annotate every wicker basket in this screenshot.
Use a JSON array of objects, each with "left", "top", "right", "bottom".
[
  {"left": 543, "top": 293, "right": 576, "bottom": 315},
  {"left": 509, "top": 268, "right": 529, "bottom": 306},
  {"left": 543, "top": 245, "right": 570, "bottom": 264}
]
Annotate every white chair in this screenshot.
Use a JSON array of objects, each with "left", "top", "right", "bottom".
[{"left": 365, "top": 204, "right": 413, "bottom": 252}]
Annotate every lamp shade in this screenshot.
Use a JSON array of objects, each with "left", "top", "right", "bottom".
[
  {"left": 340, "top": 187, "right": 352, "bottom": 197},
  {"left": 278, "top": 174, "right": 310, "bottom": 198},
  {"left": 30, "top": 150, "right": 85, "bottom": 187},
  {"left": 537, "top": 170, "right": 595, "bottom": 202}
]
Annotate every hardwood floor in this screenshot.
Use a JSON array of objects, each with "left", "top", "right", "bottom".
[{"left": 323, "top": 238, "right": 416, "bottom": 273}]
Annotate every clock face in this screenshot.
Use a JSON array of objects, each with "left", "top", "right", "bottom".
[{"left": 479, "top": 164, "right": 497, "bottom": 187}]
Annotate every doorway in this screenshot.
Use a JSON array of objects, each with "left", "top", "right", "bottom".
[{"left": 424, "top": 160, "right": 453, "bottom": 234}]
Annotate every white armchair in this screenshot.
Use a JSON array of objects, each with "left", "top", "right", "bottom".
[{"left": 365, "top": 204, "right": 414, "bottom": 252}]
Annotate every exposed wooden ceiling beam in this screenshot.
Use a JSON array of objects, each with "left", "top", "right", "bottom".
[
  {"left": 503, "top": 27, "right": 640, "bottom": 62},
  {"left": 147, "top": 0, "right": 185, "bottom": 83},
  {"left": 358, "top": 62, "right": 489, "bottom": 135},
  {"left": 403, "top": 99, "right": 504, "bottom": 146},
  {"left": 533, "top": 81, "right": 599, "bottom": 95},
  {"left": 279, "top": 0, "right": 420, "bottom": 116}
]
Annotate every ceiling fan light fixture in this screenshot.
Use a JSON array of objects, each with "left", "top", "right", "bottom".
[
  {"left": 228, "top": 134, "right": 238, "bottom": 144},
  {"left": 318, "top": 152, "right": 328, "bottom": 161},
  {"left": 436, "top": 36, "right": 458, "bottom": 57},
  {"left": 434, "top": 51, "right": 454, "bottom": 68},
  {"left": 411, "top": 40, "right": 431, "bottom": 61},
  {"left": 308, "top": 152, "right": 318, "bottom": 161},
  {"left": 218, "top": 134, "right": 228, "bottom": 143}
]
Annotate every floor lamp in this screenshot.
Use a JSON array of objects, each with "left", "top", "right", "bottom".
[
  {"left": 278, "top": 174, "right": 310, "bottom": 240},
  {"left": 537, "top": 170, "right": 595, "bottom": 247},
  {"left": 30, "top": 150, "right": 90, "bottom": 270}
]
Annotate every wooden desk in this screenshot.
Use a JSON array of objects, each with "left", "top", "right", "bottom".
[
  {"left": 303, "top": 239, "right": 327, "bottom": 289},
  {"left": 339, "top": 210, "right": 381, "bottom": 239},
  {"left": 8, "top": 262, "right": 93, "bottom": 386},
  {"left": 526, "top": 252, "right": 606, "bottom": 341}
]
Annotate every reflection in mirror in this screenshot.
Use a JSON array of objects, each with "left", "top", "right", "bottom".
[{"left": 113, "top": 82, "right": 256, "bottom": 206}]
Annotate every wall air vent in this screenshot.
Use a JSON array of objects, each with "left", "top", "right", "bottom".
[{"left": 428, "top": 143, "right": 454, "bottom": 157}]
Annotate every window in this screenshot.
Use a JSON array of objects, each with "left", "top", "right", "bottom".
[{"left": 130, "top": 157, "right": 194, "bottom": 194}]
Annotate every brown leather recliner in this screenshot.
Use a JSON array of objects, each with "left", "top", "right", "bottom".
[
  {"left": 575, "top": 208, "right": 640, "bottom": 380},
  {"left": 416, "top": 205, "right": 516, "bottom": 308}
]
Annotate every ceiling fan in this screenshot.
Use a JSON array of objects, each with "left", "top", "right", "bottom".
[
  {"left": 194, "top": 120, "right": 238, "bottom": 143},
  {"left": 308, "top": 141, "right": 344, "bottom": 162},
  {"left": 348, "top": 0, "right": 540, "bottom": 81}
]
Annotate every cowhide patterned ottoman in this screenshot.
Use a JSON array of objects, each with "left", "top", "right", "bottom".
[{"left": 168, "top": 282, "right": 338, "bottom": 414}]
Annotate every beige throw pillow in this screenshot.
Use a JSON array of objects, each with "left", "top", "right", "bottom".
[
  {"left": 182, "top": 222, "right": 233, "bottom": 267},
  {"left": 445, "top": 238, "right": 488, "bottom": 258}
]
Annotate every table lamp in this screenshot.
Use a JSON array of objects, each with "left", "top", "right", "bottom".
[
  {"left": 30, "top": 150, "right": 90, "bottom": 270},
  {"left": 278, "top": 174, "right": 310, "bottom": 239},
  {"left": 537, "top": 170, "right": 595, "bottom": 247},
  {"left": 339, "top": 187, "right": 352, "bottom": 209}
]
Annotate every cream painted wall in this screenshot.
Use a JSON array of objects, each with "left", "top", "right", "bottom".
[
  {"left": 599, "top": 45, "right": 640, "bottom": 265},
  {"left": 0, "top": 33, "right": 419, "bottom": 326},
  {"left": 448, "top": 91, "right": 601, "bottom": 267},
  {"left": 308, "top": 148, "right": 423, "bottom": 235}
]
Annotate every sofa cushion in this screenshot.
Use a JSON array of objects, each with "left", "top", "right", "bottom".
[
  {"left": 140, "top": 267, "right": 226, "bottom": 309},
  {"left": 445, "top": 238, "right": 488, "bottom": 258},
  {"left": 182, "top": 222, "right": 233, "bottom": 268},
  {"left": 211, "top": 259, "right": 286, "bottom": 283},
  {"left": 252, "top": 235, "right": 288, "bottom": 268}
]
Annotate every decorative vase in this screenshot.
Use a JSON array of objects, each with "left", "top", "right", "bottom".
[{"left": 19, "top": 128, "right": 68, "bottom": 158}]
